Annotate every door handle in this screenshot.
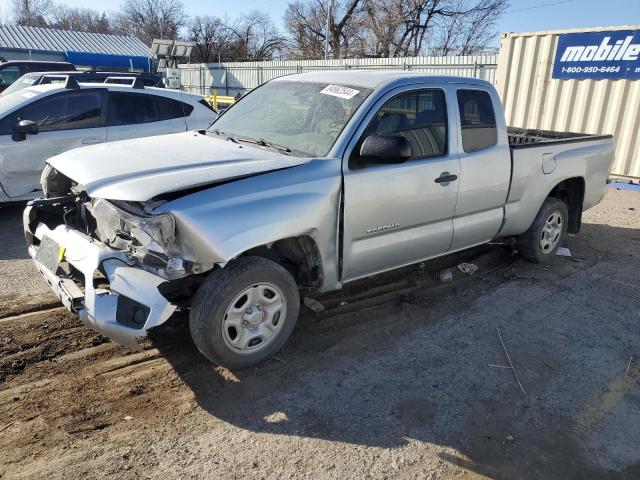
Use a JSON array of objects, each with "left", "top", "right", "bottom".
[
  {"left": 434, "top": 172, "right": 458, "bottom": 184},
  {"left": 81, "top": 137, "right": 101, "bottom": 145}
]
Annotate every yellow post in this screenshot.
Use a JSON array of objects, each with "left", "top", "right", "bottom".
[{"left": 213, "top": 89, "right": 218, "bottom": 111}]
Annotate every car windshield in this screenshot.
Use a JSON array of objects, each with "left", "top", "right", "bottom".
[
  {"left": 1, "top": 73, "right": 40, "bottom": 97},
  {"left": 209, "top": 81, "right": 372, "bottom": 157}
]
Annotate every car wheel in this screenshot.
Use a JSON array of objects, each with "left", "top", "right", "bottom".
[
  {"left": 189, "top": 256, "right": 300, "bottom": 369},
  {"left": 517, "top": 197, "right": 569, "bottom": 263}
]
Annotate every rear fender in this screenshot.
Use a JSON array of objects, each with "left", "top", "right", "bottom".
[{"left": 501, "top": 139, "right": 612, "bottom": 237}]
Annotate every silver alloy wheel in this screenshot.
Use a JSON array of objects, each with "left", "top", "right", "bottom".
[
  {"left": 539, "top": 211, "right": 563, "bottom": 253},
  {"left": 222, "top": 282, "right": 286, "bottom": 354}
]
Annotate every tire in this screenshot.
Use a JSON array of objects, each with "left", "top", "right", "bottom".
[
  {"left": 517, "top": 197, "right": 569, "bottom": 263},
  {"left": 189, "top": 256, "right": 300, "bottom": 369}
]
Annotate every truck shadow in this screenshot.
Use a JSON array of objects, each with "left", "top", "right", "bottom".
[
  {"left": 0, "top": 204, "right": 31, "bottom": 260},
  {"left": 153, "top": 226, "right": 640, "bottom": 479}
]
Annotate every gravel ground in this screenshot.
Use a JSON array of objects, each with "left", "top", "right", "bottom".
[{"left": 0, "top": 188, "right": 638, "bottom": 479}]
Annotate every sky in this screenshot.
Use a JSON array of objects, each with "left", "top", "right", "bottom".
[{"left": 0, "top": 0, "right": 638, "bottom": 47}]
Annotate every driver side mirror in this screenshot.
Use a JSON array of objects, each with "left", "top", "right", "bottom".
[
  {"left": 359, "top": 135, "right": 412, "bottom": 165},
  {"left": 12, "top": 119, "right": 38, "bottom": 142}
]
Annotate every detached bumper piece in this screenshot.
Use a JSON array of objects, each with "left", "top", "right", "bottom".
[{"left": 24, "top": 205, "right": 177, "bottom": 349}]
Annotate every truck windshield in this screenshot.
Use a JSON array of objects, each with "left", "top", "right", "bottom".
[{"left": 210, "top": 81, "right": 372, "bottom": 157}]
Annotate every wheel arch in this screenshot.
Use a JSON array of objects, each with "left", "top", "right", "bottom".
[
  {"left": 546, "top": 177, "right": 585, "bottom": 234},
  {"left": 240, "top": 235, "right": 324, "bottom": 289}
]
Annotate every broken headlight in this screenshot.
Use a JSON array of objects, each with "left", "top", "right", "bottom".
[{"left": 90, "top": 198, "right": 175, "bottom": 253}]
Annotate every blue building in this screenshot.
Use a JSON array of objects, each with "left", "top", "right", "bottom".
[{"left": 0, "top": 25, "right": 153, "bottom": 72}]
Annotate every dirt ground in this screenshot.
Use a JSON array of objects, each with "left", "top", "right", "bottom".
[{"left": 0, "top": 188, "right": 638, "bottom": 480}]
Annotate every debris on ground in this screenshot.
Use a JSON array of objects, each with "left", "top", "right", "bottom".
[
  {"left": 90, "top": 335, "right": 109, "bottom": 346},
  {"left": 505, "top": 435, "right": 515, "bottom": 443},
  {"left": 128, "top": 385, "right": 145, "bottom": 396},
  {"left": 303, "top": 297, "right": 325, "bottom": 313},
  {"left": 555, "top": 247, "right": 571, "bottom": 257},
  {"left": 438, "top": 270, "right": 453, "bottom": 283},
  {"left": 495, "top": 327, "right": 527, "bottom": 397},
  {"left": 457, "top": 262, "right": 479, "bottom": 275},
  {"left": 10, "top": 360, "right": 26, "bottom": 372}
]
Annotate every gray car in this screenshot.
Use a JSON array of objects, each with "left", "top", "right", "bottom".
[{"left": 24, "top": 71, "right": 614, "bottom": 368}]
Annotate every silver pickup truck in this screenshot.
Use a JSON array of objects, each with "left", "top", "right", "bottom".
[{"left": 24, "top": 72, "right": 614, "bottom": 368}]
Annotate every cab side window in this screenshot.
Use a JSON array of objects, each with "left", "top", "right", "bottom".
[
  {"left": 456, "top": 89, "right": 497, "bottom": 153},
  {"left": 20, "top": 90, "right": 102, "bottom": 131},
  {"left": 353, "top": 89, "right": 447, "bottom": 168}
]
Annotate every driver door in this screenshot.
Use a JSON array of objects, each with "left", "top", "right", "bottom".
[{"left": 341, "top": 87, "right": 460, "bottom": 282}]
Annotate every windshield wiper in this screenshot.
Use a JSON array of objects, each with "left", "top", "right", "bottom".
[
  {"left": 211, "top": 128, "right": 238, "bottom": 143},
  {"left": 236, "top": 136, "right": 292, "bottom": 155}
]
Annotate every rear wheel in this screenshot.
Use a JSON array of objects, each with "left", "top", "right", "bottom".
[
  {"left": 189, "top": 256, "right": 300, "bottom": 369},
  {"left": 518, "top": 197, "right": 568, "bottom": 263}
]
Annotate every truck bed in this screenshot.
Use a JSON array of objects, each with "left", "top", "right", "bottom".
[{"left": 508, "top": 127, "right": 612, "bottom": 148}]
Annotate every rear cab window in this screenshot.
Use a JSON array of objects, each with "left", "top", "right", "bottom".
[{"left": 456, "top": 89, "right": 497, "bottom": 152}]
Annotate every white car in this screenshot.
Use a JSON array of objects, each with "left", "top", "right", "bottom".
[{"left": 0, "top": 78, "right": 216, "bottom": 203}]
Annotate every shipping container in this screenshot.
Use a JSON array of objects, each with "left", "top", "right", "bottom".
[{"left": 496, "top": 26, "right": 640, "bottom": 179}]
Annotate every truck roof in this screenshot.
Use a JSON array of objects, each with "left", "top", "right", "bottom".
[{"left": 273, "top": 70, "right": 493, "bottom": 89}]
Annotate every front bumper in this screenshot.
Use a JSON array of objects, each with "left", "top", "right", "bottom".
[{"left": 24, "top": 205, "right": 177, "bottom": 348}]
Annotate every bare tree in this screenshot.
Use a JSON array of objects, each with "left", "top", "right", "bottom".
[
  {"left": 226, "top": 11, "right": 285, "bottom": 61},
  {"left": 10, "top": 0, "right": 54, "bottom": 27},
  {"left": 456, "top": 0, "right": 507, "bottom": 54},
  {"left": 187, "top": 15, "right": 232, "bottom": 63},
  {"left": 361, "top": 0, "right": 407, "bottom": 57},
  {"left": 427, "top": 0, "right": 507, "bottom": 55},
  {"left": 362, "top": 0, "right": 508, "bottom": 57},
  {"left": 50, "top": 6, "right": 111, "bottom": 34},
  {"left": 112, "top": 0, "right": 186, "bottom": 45},
  {"left": 187, "top": 12, "right": 284, "bottom": 63},
  {"left": 284, "top": 0, "right": 326, "bottom": 59},
  {"left": 284, "top": 0, "right": 365, "bottom": 59}
]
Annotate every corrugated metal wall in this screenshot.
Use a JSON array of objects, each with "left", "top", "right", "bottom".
[
  {"left": 0, "top": 25, "right": 151, "bottom": 57},
  {"left": 179, "top": 54, "right": 498, "bottom": 97},
  {"left": 496, "top": 26, "right": 640, "bottom": 178}
]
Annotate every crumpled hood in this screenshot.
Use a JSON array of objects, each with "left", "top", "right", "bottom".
[{"left": 48, "top": 131, "right": 310, "bottom": 201}]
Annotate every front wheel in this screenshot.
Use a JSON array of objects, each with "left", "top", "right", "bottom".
[
  {"left": 189, "top": 256, "right": 300, "bottom": 369},
  {"left": 517, "top": 197, "right": 568, "bottom": 263}
]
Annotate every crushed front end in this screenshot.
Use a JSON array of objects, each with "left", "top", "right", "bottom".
[{"left": 22, "top": 173, "right": 202, "bottom": 348}]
